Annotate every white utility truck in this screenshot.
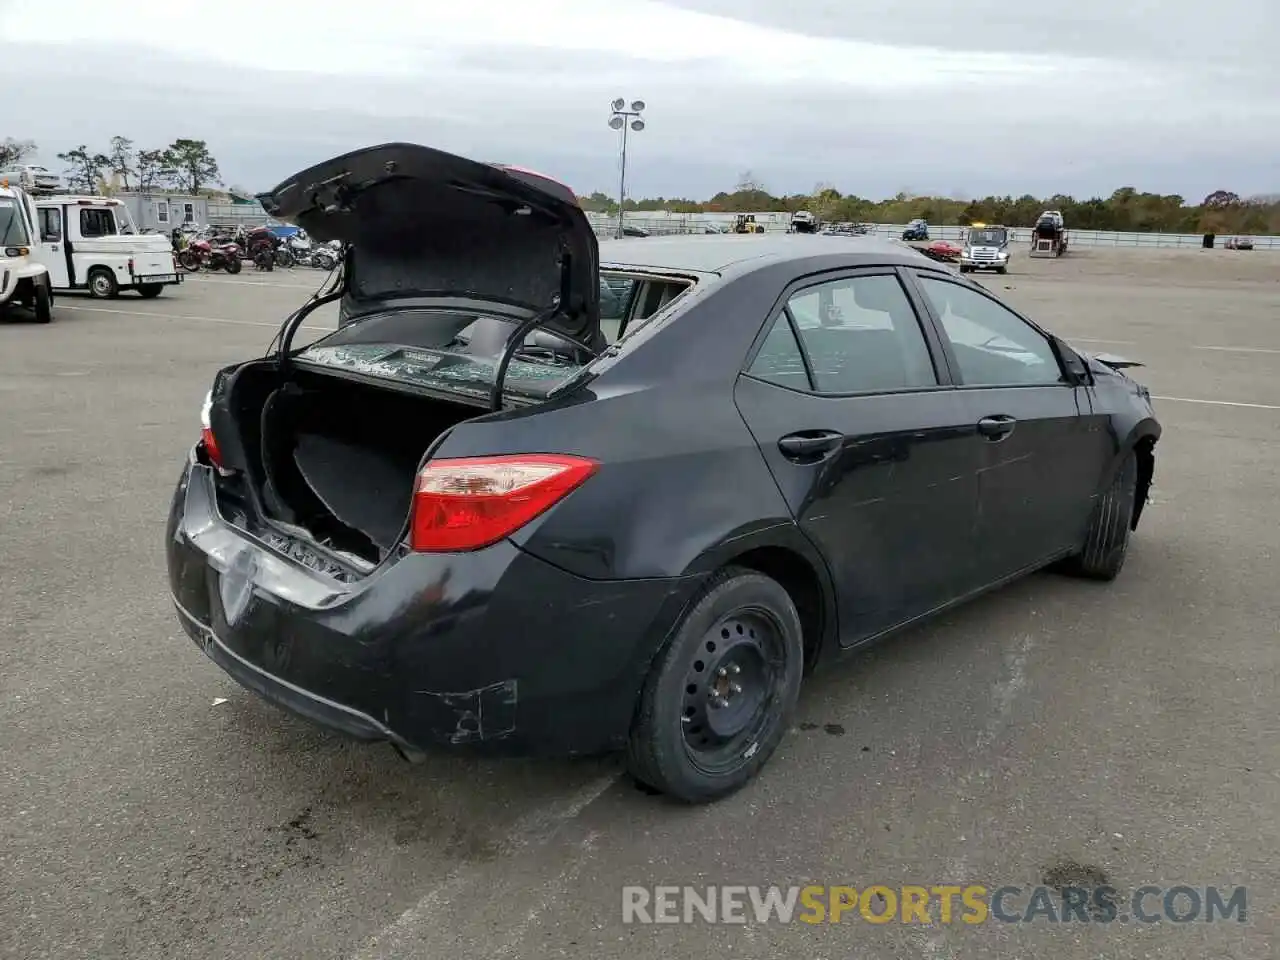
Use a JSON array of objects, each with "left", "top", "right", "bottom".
[
  {"left": 27, "top": 194, "right": 182, "bottom": 298},
  {"left": 0, "top": 181, "right": 54, "bottom": 323}
]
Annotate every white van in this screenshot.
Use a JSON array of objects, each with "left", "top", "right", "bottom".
[
  {"left": 0, "top": 184, "right": 54, "bottom": 323},
  {"left": 28, "top": 195, "right": 182, "bottom": 298}
]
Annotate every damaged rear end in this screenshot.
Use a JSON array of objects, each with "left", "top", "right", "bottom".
[{"left": 166, "top": 143, "right": 675, "bottom": 757}]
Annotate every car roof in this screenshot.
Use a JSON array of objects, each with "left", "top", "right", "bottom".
[{"left": 598, "top": 233, "right": 940, "bottom": 276}]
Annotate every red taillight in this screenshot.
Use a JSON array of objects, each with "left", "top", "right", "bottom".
[
  {"left": 199, "top": 392, "right": 224, "bottom": 469},
  {"left": 409, "top": 454, "right": 598, "bottom": 552}
]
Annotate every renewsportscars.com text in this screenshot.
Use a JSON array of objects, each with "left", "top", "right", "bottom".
[{"left": 622, "top": 884, "right": 1247, "bottom": 925}]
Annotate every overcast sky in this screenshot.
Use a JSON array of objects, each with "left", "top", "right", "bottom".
[{"left": 2, "top": 0, "right": 1276, "bottom": 201}]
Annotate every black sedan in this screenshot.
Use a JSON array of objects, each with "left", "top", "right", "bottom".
[{"left": 167, "top": 143, "right": 1160, "bottom": 803}]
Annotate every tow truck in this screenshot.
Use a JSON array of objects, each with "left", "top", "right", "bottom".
[
  {"left": 959, "top": 222, "right": 1013, "bottom": 273},
  {"left": 0, "top": 180, "right": 54, "bottom": 323},
  {"left": 1029, "top": 210, "right": 1068, "bottom": 258}
]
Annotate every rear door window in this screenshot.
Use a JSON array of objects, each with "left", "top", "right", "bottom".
[{"left": 783, "top": 274, "right": 938, "bottom": 394}]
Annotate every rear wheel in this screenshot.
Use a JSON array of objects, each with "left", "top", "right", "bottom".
[
  {"left": 33, "top": 282, "right": 53, "bottom": 323},
  {"left": 1062, "top": 452, "right": 1137, "bottom": 581},
  {"left": 137, "top": 284, "right": 164, "bottom": 298},
  {"left": 178, "top": 251, "right": 201, "bottom": 272},
  {"left": 627, "top": 568, "right": 804, "bottom": 803},
  {"left": 88, "top": 268, "right": 118, "bottom": 299},
  {"left": 225, "top": 257, "right": 242, "bottom": 275}
]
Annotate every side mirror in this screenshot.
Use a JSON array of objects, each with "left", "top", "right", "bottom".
[{"left": 1052, "top": 336, "right": 1091, "bottom": 385}]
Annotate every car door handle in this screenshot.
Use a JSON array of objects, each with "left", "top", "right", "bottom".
[
  {"left": 977, "top": 415, "right": 1017, "bottom": 440},
  {"left": 778, "top": 430, "right": 844, "bottom": 461}
]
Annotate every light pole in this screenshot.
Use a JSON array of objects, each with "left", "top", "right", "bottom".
[{"left": 609, "top": 98, "right": 645, "bottom": 238}]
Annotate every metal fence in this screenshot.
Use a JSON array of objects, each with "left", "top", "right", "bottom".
[
  {"left": 589, "top": 213, "right": 1280, "bottom": 250},
  {"left": 205, "top": 201, "right": 1278, "bottom": 250}
]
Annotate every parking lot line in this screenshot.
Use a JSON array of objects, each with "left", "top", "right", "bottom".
[
  {"left": 1152, "top": 395, "right": 1280, "bottom": 409},
  {"left": 350, "top": 772, "right": 619, "bottom": 960},
  {"left": 56, "top": 304, "right": 328, "bottom": 332},
  {"left": 183, "top": 275, "right": 329, "bottom": 291},
  {"left": 1191, "top": 344, "right": 1280, "bottom": 354}
]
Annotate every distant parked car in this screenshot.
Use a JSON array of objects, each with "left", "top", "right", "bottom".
[
  {"left": 902, "top": 219, "right": 929, "bottom": 241},
  {"left": 1224, "top": 237, "right": 1254, "bottom": 251}
]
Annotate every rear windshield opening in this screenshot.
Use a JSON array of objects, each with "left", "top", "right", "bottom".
[{"left": 296, "top": 271, "right": 694, "bottom": 402}]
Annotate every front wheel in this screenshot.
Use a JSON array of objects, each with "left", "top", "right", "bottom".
[
  {"left": 627, "top": 568, "right": 804, "bottom": 803},
  {"left": 137, "top": 284, "right": 164, "bottom": 299},
  {"left": 1061, "top": 453, "right": 1137, "bottom": 581},
  {"left": 275, "top": 248, "right": 294, "bottom": 268},
  {"left": 88, "top": 267, "right": 119, "bottom": 299},
  {"left": 33, "top": 282, "right": 53, "bottom": 323},
  {"left": 225, "top": 257, "right": 242, "bottom": 275}
]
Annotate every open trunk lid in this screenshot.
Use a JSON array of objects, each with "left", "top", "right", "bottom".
[{"left": 256, "top": 143, "right": 602, "bottom": 350}]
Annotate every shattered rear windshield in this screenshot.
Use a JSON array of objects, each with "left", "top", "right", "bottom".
[{"left": 296, "top": 340, "right": 583, "bottom": 403}]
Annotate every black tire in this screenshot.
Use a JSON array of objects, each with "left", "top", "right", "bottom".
[
  {"left": 1062, "top": 453, "right": 1137, "bottom": 581},
  {"left": 996, "top": 266, "right": 1008, "bottom": 274},
  {"left": 178, "top": 251, "right": 201, "bottom": 272},
  {"left": 275, "top": 248, "right": 294, "bottom": 268},
  {"left": 33, "top": 281, "right": 53, "bottom": 323},
  {"left": 88, "top": 267, "right": 118, "bottom": 299},
  {"left": 137, "top": 284, "right": 164, "bottom": 298},
  {"left": 627, "top": 567, "right": 804, "bottom": 803},
  {"left": 225, "top": 257, "right": 242, "bottom": 275}
]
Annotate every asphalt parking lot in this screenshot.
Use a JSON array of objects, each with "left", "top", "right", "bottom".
[{"left": 2, "top": 246, "right": 1278, "bottom": 960}]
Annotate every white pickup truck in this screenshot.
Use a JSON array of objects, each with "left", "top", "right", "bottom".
[
  {"left": 26, "top": 194, "right": 182, "bottom": 298},
  {"left": 0, "top": 183, "right": 54, "bottom": 323}
]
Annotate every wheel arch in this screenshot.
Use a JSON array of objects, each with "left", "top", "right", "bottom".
[
  {"left": 679, "top": 522, "right": 838, "bottom": 673},
  {"left": 1098, "top": 418, "right": 1160, "bottom": 529}
]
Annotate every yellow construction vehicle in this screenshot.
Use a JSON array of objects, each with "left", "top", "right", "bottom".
[{"left": 732, "top": 214, "right": 766, "bottom": 234}]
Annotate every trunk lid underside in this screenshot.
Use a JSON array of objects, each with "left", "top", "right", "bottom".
[{"left": 256, "top": 142, "right": 602, "bottom": 350}]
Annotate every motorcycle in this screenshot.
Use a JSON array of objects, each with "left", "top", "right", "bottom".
[
  {"left": 178, "top": 238, "right": 242, "bottom": 274},
  {"left": 311, "top": 240, "right": 342, "bottom": 271},
  {"left": 283, "top": 233, "right": 312, "bottom": 266},
  {"left": 243, "top": 226, "right": 282, "bottom": 271}
]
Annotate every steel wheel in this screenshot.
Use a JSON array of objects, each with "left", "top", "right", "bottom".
[
  {"left": 680, "top": 609, "right": 787, "bottom": 775},
  {"left": 627, "top": 567, "right": 804, "bottom": 803},
  {"left": 88, "top": 268, "right": 118, "bottom": 299}
]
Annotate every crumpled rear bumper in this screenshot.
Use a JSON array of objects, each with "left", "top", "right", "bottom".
[{"left": 166, "top": 456, "right": 700, "bottom": 757}]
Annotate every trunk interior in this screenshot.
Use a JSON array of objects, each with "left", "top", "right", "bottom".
[{"left": 219, "top": 364, "right": 484, "bottom": 566}]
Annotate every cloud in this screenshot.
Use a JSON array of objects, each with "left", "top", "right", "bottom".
[{"left": 1, "top": 0, "right": 1276, "bottom": 200}]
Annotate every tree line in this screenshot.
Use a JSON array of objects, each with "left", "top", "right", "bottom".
[
  {"left": 580, "top": 172, "right": 1280, "bottom": 235},
  {"left": 2, "top": 135, "right": 226, "bottom": 196}
]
